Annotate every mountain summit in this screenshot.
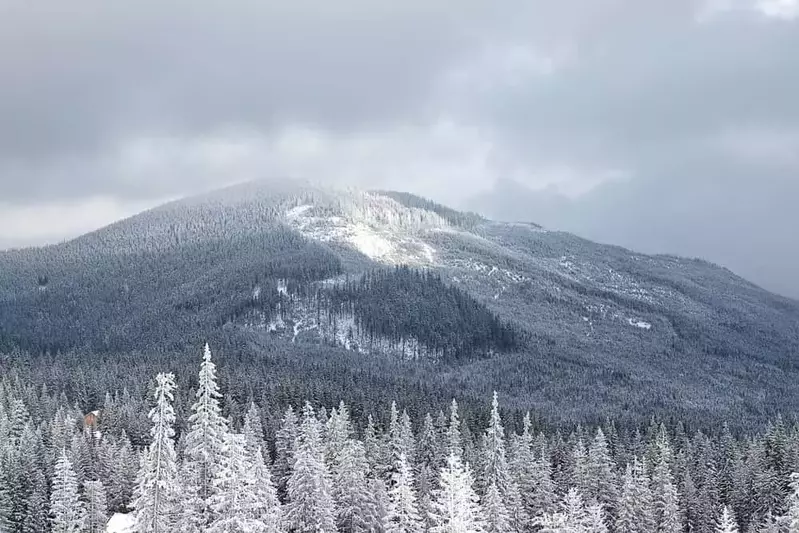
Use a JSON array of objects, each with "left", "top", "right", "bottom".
[{"left": 1, "top": 181, "right": 797, "bottom": 427}]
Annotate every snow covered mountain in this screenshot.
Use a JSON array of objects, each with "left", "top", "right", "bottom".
[{"left": 1, "top": 180, "right": 798, "bottom": 426}]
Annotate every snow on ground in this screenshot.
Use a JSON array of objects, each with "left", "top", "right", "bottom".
[
  {"left": 243, "top": 294, "right": 430, "bottom": 358},
  {"left": 419, "top": 241, "right": 436, "bottom": 263},
  {"left": 284, "top": 204, "right": 436, "bottom": 266},
  {"left": 584, "top": 305, "right": 652, "bottom": 331},
  {"left": 266, "top": 316, "right": 285, "bottom": 332},
  {"left": 502, "top": 269, "right": 527, "bottom": 283},
  {"left": 332, "top": 314, "right": 360, "bottom": 351},
  {"left": 285, "top": 204, "right": 314, "bottom": 218},
  {"left": 106, "top": 513, "right": 134, "bottom": 533},
  {"left": 292, "top": 319, "right": 304, "bottom": 343},
  {"left": 317, "top": 274, "right": 352, "bottom": 287},
  {"left": 456, "top": 259, "right": 529, "bottom": 284},
  {"left": 348, "top": 223, "right": 395, "bottom": 259},
  {"left": 504, "top": 221, "right": 549, "bottom": 233},
  {"left": 446, "top": 259, "right": 531, "bottom": 302},
  {"left": 628, "top": 318, "right": 653, "bottom": 330},
  {"left": 557, "top": 255, "right": 664, "bottom": 305},
  {"left": 277, "top": 279, "right": 288, "bottom": 296}
]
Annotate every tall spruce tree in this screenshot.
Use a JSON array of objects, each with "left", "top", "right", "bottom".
[
  {"left": 652, "top": 437, "right": 683, "bottom": 533},
  {"left": 273, "top": 405, "right": 299, "bottom": 499},
  {"left": 657, "top": 475, "right": 683, "bottom": 533},
  {"left": 537, "top": 488, "right": 593, "bottom": 533},
  {"left": 0, "top": 441, "right": 16, "bottom": 531},
  {"left": 483, "top": 482, "right": 512, "bottom": 533},
  {"left": 586, "top": 429, "right": 617, "bottom": 519},
  {"left": 400, "top": 410, "right": 416, "bottom": 468},
  {"left": 363, "top": 414, "right": 382, "bottom": 476},
  {"left": 105, "top": 435, "right": 138, "bottom": 513},
  {"left": 417, "top": 412, "right": 440, "bottom": 515},
  {"left": 332, "top": 439, "right": 382, "bottom": 533},
  {"left": 242, "top": 402, "right": 266, "bottom": 458},
  {"left": 429, "top": 453, "right": 486, "bottom": 533},
  {"left": 633, "top": 458, "right": 656, "bottom": 533},
  {"left": 510, "top": 413, "right": 538, "bottom": 519},
  {"left": 83, "top": 480, "right": 109, "bottom": 533},
  {"left": 24, "top": 469, "right": 50, "bottom": 533},
  {"left": 717, "top": 506, "right": 739, "bottom": 533},
  {"left": 386, "top": 401, "right": 402, "bottom": 476},
  {"left": 682, "top": 469, "right": 699, "bottom": 533},
  {"left": 586, "top": 503, "right": 609, "bottom": 533},
  {"left": 1, "top": 423, "right": 50, "bottom": 533},
  {"left": 385, "top": 452, "right": 423, "bottom": 533},
  {"left": 531, "top": 453, "right": 558, "bottom": 518},
  {"left": 448, "top": 400, "right": 463, "bottom": 460},
  {"left": 616, "top": 464, "right": 638, "bottom": 533},
  {"left": 479, "top": 393, "right": 528, "bottom": 531},
  {"left": 50, "top": 448, "right": 86, "bottom": 533},
  {"left": 132, "top": 373, "right": 179, "bottom": 533},
  {"left": 730, "top": 452, "right": 754, "bottom": 530},
  {"left": 284, "top": 403, "right": 337, "bottom": 533},
  {"left": 695, "top": 434, "right": 722, "bottom": 533},
  {"left": 325, "top": 401, "right": 353, "bottom": 467},
  {"left": 572, "top": 439, "right": 590, "bottom": 497},
  {"left": 251, "top": 446, "right": 284, "bottom": 533},
  {"left": 481, "top": 392, "right": 510, "bottom": 494},
  {"left": 182, "top": 343, "right": 230, "bottom": 527},
  {"left": 208, "top": 432, "right": 274, "bottom": 533},
  {"left": 785, "top": 472, "right": 799, "bottom": 532}
]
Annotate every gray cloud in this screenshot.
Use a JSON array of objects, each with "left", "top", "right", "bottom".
[
  {"left": 468, "top": 10, "right": 799, "bottom": 172},
  {"left": 457, "top": 2, "right": 799, "bottom": 298},
  {"left": 0, "top": 0, "right": 497, "bottom": 201},
  {"left": 1, "top": 0, "right": 798, "bottom": 297}
]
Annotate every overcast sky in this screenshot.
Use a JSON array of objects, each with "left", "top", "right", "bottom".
[{"left": 1, "top": 0, "right": 798, "bottom": 297}]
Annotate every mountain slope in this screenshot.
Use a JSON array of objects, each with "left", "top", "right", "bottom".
[{"left": 1, "top": 181, "right": 798, "bottom": 428}]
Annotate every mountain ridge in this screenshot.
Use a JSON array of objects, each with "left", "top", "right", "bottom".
[{"left": 1, "top": 180, "right": 797, "bottom": 428}]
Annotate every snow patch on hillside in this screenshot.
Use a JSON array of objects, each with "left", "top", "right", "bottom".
[
  {"left": 286, "top": 204, "right": 314, "bottom": 218},
  {"left": 504, "top": 221, "right": 549, "bottom": 233},
  {"left": 419, "top": 240, "right": 436, "bottom": 263},
  {"left": 557, "top": 255, "right": 667, "bottom": 305},
  {"left": 277, "top": 279, "right": 288, "bottom": 296},
  {"left": 582, "top": 304, "right": 654, "bottom": 331},
  {"left": 348, "top": 223, "right": 395, "bottom": 259},
  {"left": 283, "top": 204, "right": 437, "bottom": 266},
  {"left": 242, "top": 293, "right": 430, "bottom": 360},
  {"left": 332, "top": 314, "right": 359, "bottom": 351},
  {"left": 456, "top": 259, "right": 529, "bottom": 283},
  {"left": 266, "top": 316, "right": 285, "bottom": 332}
]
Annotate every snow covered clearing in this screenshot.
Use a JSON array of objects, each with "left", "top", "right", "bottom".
[
  {"left": 106, "top": 513, "right": 134, "bottom": 533},
  {"left": 284, "top": 204, "right": 437, "bottom": 266},
  {"left": 347, "top": 223, "right": 395, "bottom": 259}
]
